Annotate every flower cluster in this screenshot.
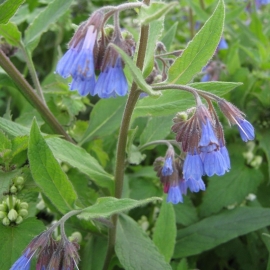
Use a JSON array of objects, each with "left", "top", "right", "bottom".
[
  {"left": 154, "top": 98, "right": 254, "bottom": 204},
  {"left": 10, "top": 230, "right": 80, "bottom": 270},
  {"left": 56, "top": 11, "right": 134, "bottom": 98}
]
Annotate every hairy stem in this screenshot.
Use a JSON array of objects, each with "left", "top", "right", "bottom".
[
  {"left": 0, "top": 49, "right": 74, "bottom": 143},
  {"left": 102, "top": 1, "right": 150, "bottom": 269}
]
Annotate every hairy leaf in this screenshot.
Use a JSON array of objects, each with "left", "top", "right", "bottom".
[{"left": 0, "top": 0, "right": 25, "bottom": 24}]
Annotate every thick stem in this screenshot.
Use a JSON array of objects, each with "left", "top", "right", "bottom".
[
  {"left": 0, "top": 49, "right": 75, "bottom": 143},
  {"left": 102, "top": 1, "right": 150, "bottom": 269}
]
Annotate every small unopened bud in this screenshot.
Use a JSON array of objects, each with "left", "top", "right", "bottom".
[
  {"left": 8, "top": 209, "right": 18, "bottom": 221},
  {"left": 14, "top": 176, "right": 25, "bottom": 185},
  {"left": 20, "top": 202, "right": 29, "bottom": 209},
  {"left": 69, "top": 232, "right": 82, "bottom": 243},
  {"left": 17, "top": 184, "right": 23, "bottom": 191},
  {"left": 19, "top": 209, "right": 28, "bottom": 218},
  {"left": 0, "top": 211, "right": 7, "bottom": 219},
  {"left": 10, "top": 185, "right": 17, "bottom": 194},
  {"left": 250, "top": 156, "right": 262, "bottom": 169},
  {"left": 2, "top": 217, "right": 10, "bottom": 226},
  {"left": 0, "top": 203, "right": 7, "bottom": 212},
  {"left": 15, "top": 216, "right": 23, "bottom": 225}
]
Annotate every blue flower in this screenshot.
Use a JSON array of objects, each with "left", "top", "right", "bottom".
[
  {"left": 199, "top": 119, "right": 219, "bottom": 148},
  {"left": 255, "top": 0, "right": 270, "bottom": 8},
  {"left": 186, "top": 178, "right": 205, "bottom": 193},
  {"left": 10, "top": 249, "right": 31, "bottom": 270},
  {"left": 237, "top": 118, "right": 255, "bottom": 142},
  {"left": 220, "top": 142, "right": 231, "bottom": 170},
  {"left": 162, "top": 156, "right": 173, "bottom": 176},
  {"left": 201, "top": 73, "right": 210, "bottom": 82},
  {"left": 183, "top": 152, "right": 204, "bottom": 181},
  {"left": 94, "top": 57, "right": 128, "bottom": 98},
  {"left": 218, "top": 37, "right": 228, "bottom": 50},
  {"left": 167, "top": 185, "right": 183, "bottom": 204},
  {"left": 69, "top": 76, "right": 96, "bottom": 96}
]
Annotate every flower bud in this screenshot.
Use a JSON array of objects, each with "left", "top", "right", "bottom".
[
  {"left": 17, "top": 184, "right": 23, "bottom": 191},
  {"left": 0, "top": 203, "right": 7, "bottom": 212},
  {"left": 10, "top": 185, "right": 17, "bottom": 194},
  {"left": 19, "top": 209, "right": 28, "bottom": 218},
  {"left": 69, "top": 232, "right": 82, "bottom": 243},
  {"left": 8, "top": 209, "right": 18, "bottom": 221},
  {"left": 15, "top": 215, "right": 23, "bottom": 225},
  {"left": 14, "top": 176, "right": 25, "bottom": 185},
  {"left": 0, "top": 211, "right": 7, "bottom": 219},
  {"left": 20, "top": 202, "right": 29, "bottom": 209},
  {"left": 2, "top": 217, "right": 10, "bottom": 226}
]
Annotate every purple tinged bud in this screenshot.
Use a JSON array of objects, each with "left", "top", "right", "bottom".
[
  {"left": 162, "top": 156, "right": 173, "bottom": 176},
  {"left": 167, "top": 185, "right": 183, "bottom": 204}
]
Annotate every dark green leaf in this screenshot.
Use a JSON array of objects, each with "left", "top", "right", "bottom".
[
  {"left": 167, "top": 0, "right": 225, "bottom": 84},
  {"left": 116, "top": 214, "right": 172, "bottom": 270},
  {"left": 174, "top": 207, "right": 270, "bottom": 258},
  {"left": 0, "top": 0, "right": 25, "bottom": 24},
  {"left": 28, "top": 119, "right": 77, "bottom": 214},
  {"left": 153, "top": 199, "right": 176, "bottom": 262},
  {"left": 77, "top": 197, "right": 161, "bottom": 220}
]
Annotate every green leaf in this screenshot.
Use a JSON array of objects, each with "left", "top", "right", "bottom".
[
  {"left": 0, "top": 218, "right": 45, "bottom": 270},
  {"left": 0, "top": 130, "right": 11, "bottom": 152},
  {"left": 134, "top": 81, "right": 240, "bottom": 118},
  {"left": 110, "top": 44, "right": 161, "bottom": 97},
  {"left": 46, "top": 137, "right": 114, "bottom": 192},
  {"left": 0, "top": 170, "right": 21, "bottom": 201},
  {"left": 0, "top": 0, "right": 25, "bottom": 24},
  {"left": 0, "top": 22, "right": 21, "bottom": 46},
  {"left": 199, "top": 157, "right": 263, "bottom": 217},
  {"left": 28, "top": 119, "right": 77, "bottom": 214},
  {"left": 161, "top": 22, "right": 178, "bottom": 51},
  {"left": 153, "top": 199, "right": 176, "bottom": 262},
  {"left": 116, "top": 214, "right": 172, "bottom": 270},
  {"left": 174, "top": 207, "right": 270, "bottom": 258},
  {"left": 139, "top": 2, "right": 178, "bottom": 25},
  {"left": 166, "top": 0, "right": 225, "bottom": 84},
  {"left": 143, "top": 17, "right": 164, "bottom": 78},
  {"left": 140, "top": 115, "right": 173, "bottom": 146},
  {"left": 77, "top": 197, "right": 161, "bottom": 220},
  {"left": 0, "top": 117, "right": 30, "bottom": 136},
  {"left": 80, "top": 97, "right": 126, "bottom": 144},
  {"left": 23, "top": 0, "right": 73, "bottom": 51}
]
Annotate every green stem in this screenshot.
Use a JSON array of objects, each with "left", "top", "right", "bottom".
[
  {"left": 102, "top": 1, "right": 151, "bottom": 269},
  {"left": 188, "top": 7, "right": 195, "bottom": 39},
  {"left": 139, "top": 139, "right": 182, "bottom": 152},
  {"left": 0, "top": 49, "right": 75, "bottom": 143},
  {"left": 20, "top": 44, "right": 47, "bottom": 105},
  {"left": 199, "top": 0, "right": 205, "bottom": 10}
]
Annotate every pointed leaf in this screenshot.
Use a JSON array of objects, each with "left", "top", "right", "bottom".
[
  {"left": 0, "top": 22, "right": 21, "bottom": 46},
  {"left": 174, "top": 207, "right": 270, "bottom": 258},
  {"left": 116, "top": 214, "right": 172, "bottom": 270},
  {"left": 77, "top": 197, "right": 161, "bottom": 220},
  {"left": 0, "top": 0, "right": 25, "bottom": 24},
  {"left": 28, "top": 119, "right": 77, "bottom": 214},
  {"left": 167, "top": 0, "right": 225, "bottom": 84}
]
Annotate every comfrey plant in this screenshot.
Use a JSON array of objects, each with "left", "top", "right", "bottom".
[{"left": 0, "top": 0, "right": 262, "bottom": 269}]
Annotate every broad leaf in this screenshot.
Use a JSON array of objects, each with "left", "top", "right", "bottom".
[
  {"left": 28, "top": 119, "right": 77, "bottom": 214},
  {"left": 167, "top": 0, "right": 225, "bottom": 84},
  {"left": 0, "top": 218, "right": 45, "bottom": 270},
  {"left": 77, "top": 197, "right": 161, "bottom": 220},
  {"left": 116, "top": 214, "right": 172, "bottom": 270},
  {"left": 24, "top": 0, "right": 73, "bottom": 51},
  {"left": 199, "top": 156, "right": 263, "bottom": 217},
  {"left": 0, "top": 22, "right": 21, "bottom": 46},
  {"left": 174, "top": 207, "right": 270, "bottom": 258},
  {"left": 153, "top": 199, "right": 176, "bottom": 262},
  {"left": 134, "top": 82, "right": 241, "bottom": 118},
  {"left": 80, "top": 97, "right": 126, "bottom": 144},
  {"left": 0, "top": 0, "right": 25, "bottom": 24}
]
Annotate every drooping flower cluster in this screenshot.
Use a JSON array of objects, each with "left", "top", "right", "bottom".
[
  {"left": 154, "top": 98, "right": 255, "bottom": 204},
  {"left": 56, "top": 10, "right": 134, "bottom": 98},
  {"left": 10, "top": 230, "right": 80, "bottom": 270}
]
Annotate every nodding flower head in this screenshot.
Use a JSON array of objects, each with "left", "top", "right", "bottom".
[
  {"left": 56, "top": 11, "right": 104, "bottom": 96},
  {"left": 218, "top": 99, "right": 255, "bottom": 142},
  {"left": 161, "top": 145, "right": 175, "bottom": 176}
]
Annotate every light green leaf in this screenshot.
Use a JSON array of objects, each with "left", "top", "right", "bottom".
[
  {"left": 77, "top": 197, "right": 161, "bottom": 220},
  {"left": 0, "top": 117, "right": 30, "bottom": 136},
  {"left": 0, "top": 0, "right": 25, "bottom": 24},
  {"left": 24, "top": 0, "right": 73, "bottom": 51},
  {"left": 153, "top": 199, "right": 176, "bottom": 262},
  {"left": 140, "top": 115, "right": 173, "bottom": 146},
  {"left": 134, "top": 81, "right": 240, "bottom": 118},
  {"left": 80, "top": 97, "right": 126, "bottom": 144},
  {"left": 46, "top": 137, "right": 114, "bottom": 192},
  {"left": 161, "top": 22, "right": 178, "bottom": 51},
  {"left": 0, "top": 130, "right": 11, "bottom": 152},
  {"left": 139, "top": 2, "right": 178, "bottom": 25},
  {"left": 167, "top": 0, "right": 225, "bottom": 84},
  {"left": 0, "top": 218, "right": 45, "bottom": 270},
  {"left": 28, "top": 119, "right": 77, "bottom": 214},
  {"left": 0, "top": 22, "right": 21, "bottom": 46},
  {"left": 110, "top": 44, "right": 161, "bottom": 97},
  {"left": 116, "top": 214, "right": 172, "bottom": 270},
  {"left": 143, "top": 17, "right": 164, "bottom": 78},
  {"left": 199, "top": 157, "right": 263, "bottom": 217},
  {"left": 174, "top": 207, "right": 270, "bottom": 258}
]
